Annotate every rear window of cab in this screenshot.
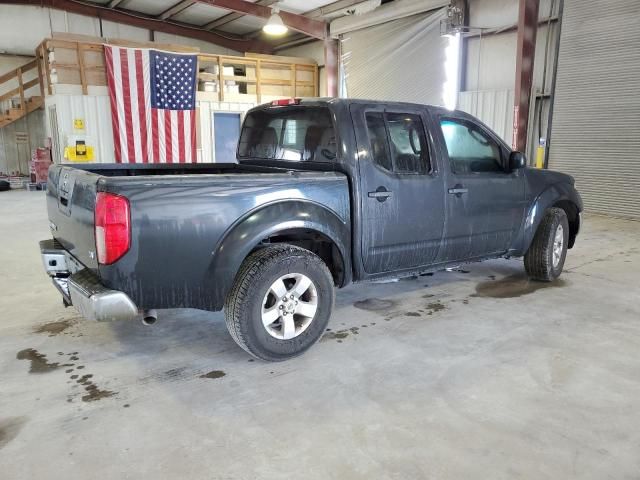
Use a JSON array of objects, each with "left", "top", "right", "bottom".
[{"left": 238, "top": 107, "right": 337, "bottom": 162}]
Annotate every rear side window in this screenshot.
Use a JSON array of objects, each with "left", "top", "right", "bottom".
[
  {"left": 440, "top": 118, "right": 503, "bottom": 174},
  {"left": 238, "top": 107, "right": 337, "bottom": 162},
  {"left": 365, "top": 111, "right": 430, "bottom": 174}
]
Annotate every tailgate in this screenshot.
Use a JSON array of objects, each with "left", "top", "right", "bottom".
[{"left": 46, "top": 165, "right": 100, "bottom": 271}]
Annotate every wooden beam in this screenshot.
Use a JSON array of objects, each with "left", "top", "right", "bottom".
[
  {"left": 0, "top": 0, "right": 273, "bottom": 53},
  {"left": 203, "top": 0, "right": 276, "bottom": 30},
  {"left": 195, "top": 0, "right": 327, "bottom": 39},
  {"left": 159, "top": 0, "right": 197, "bottom": 20}
]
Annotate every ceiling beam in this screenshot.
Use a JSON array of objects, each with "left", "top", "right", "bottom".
[
  {"left": 195, "top": 0, "right": 327, "bottom": 39},
  {"left": 203, "top": 0, "right": 277, "bottom": 30},
  {"left": 159, "top": 0, "right": 197, "bottom": 20},
  {"left": 1, "top": 0, "right": 272, "bottom": 53},
  {"left": 304, "top": 0, "right": 365, "bottom": 19}
]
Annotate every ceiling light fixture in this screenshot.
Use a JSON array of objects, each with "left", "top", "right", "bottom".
[{"left": 263, "top": 5, "right": 288, "bottom": 36}]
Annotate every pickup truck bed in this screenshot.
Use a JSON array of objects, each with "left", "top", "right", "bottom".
[{"left": 45, "top": 162, "right": 350, "bottom": 315}]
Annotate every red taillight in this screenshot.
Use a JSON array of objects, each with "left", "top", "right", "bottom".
[
  {"left": 95, "top": 192, "right": 130, "bottom": 265},
  {"left": 271, "top": 98, "right": 301, "bottom": 106}
]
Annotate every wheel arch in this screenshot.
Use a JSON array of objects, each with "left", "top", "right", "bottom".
[
  {"left": 208, "top": 200, "right": 351, "bottom": 310},
  {"left": 516, "top": 183, "right": 582, "bottom": 255}
]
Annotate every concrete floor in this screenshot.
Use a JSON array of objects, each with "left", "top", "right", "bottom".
[{"left": 1, "top": 189, "right": 639, "bottom": 479}]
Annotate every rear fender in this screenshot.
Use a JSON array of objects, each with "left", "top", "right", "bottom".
[{"left": 207, "top": 200, "right": 351, "bottom": 310}]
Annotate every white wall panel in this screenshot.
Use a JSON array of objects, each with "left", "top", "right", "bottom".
[{"left": 457, "top": 89, "right": 514, "bottom": 144}]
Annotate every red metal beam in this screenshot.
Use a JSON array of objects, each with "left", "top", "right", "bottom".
[
  {"left": 203, "top": 0, "right": 277, "bottom": 30},
  {"left": 195, "top": 0, "right": 327, "bottom": 39},
  {"left": 513, "top": 0, "right": 540, "bottom": 151},
  {"left": 0, "top": 0, "right": 273, "bottom": 53},
  {"left": 324, "top": 37, "right": 339, "bottom": 97}
]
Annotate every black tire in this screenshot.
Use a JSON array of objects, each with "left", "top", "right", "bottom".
[
  {"left": 224, "top": 245, "right": 335, "bottom": 361},
  {"left": 524, "top": 207, "right": 569, "bottom": 281}
]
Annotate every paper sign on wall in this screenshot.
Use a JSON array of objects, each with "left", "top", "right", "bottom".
[{"left": 73, "top": 119, "right": 85, "bottom": 130}]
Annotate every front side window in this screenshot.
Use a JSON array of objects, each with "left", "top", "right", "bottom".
[
  {"left": 365, "top": 111, "right": 430, "bottom": 174},
  {"left": 238, "top": 107, "right": 337, "bottom": 162},
  {"left": 440, "top": 118, "right": 503, "bottom": 174}
]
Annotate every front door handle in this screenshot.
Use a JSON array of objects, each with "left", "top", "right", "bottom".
[
  {"left": 448, "top": 185, "right": 468, "bottom": 197},
  {"left": 368, "top": 187, "right": 392, "bottom": 202}
]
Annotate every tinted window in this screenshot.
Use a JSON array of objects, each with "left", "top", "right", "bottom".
[
  {"left": 440, "top": 119, "right": 503, "bottom": 173},
  {"left": 365, "top": 112, "right": 393, "bottom": 171},
  {"left": 386, "top": 113, "right": 429, "bottom": 174},
  {"left": 238, "top": 107, "right": 337, "bottom": 162},
  {"left": 365, "top": 111, "right": 430, "bottom": 174}
]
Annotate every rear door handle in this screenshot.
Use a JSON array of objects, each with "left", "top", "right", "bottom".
[
  {"left": 448, "top": 187, "right": 468, "bottom": 195},
  {"left": 368, "top": 191, "right": 392, "bottom": 198},
  {"left": 368, "top": 189, "right": 392, "bottom": 202}
]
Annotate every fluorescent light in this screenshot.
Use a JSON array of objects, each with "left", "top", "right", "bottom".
[{"left": 263, "top": 11, "right": 288, "bottom": 36}]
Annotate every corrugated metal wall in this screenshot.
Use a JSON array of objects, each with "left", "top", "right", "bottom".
[
  {"left": 341, "top": 8, "right": 451, "bottom": 106},
  {"left": 458, "top": 89, "right": 515, "bottom": 144},
  {"left": 548, "top": 0, "right": 640, "bottom": 219}
]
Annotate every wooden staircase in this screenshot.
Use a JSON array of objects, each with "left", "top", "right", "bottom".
[{"left": 0, "top": 59, "right": 44, "bottom": 128}]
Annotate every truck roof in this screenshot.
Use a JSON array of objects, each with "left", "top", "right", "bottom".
[{"left": 250, "top": 97, "right": 453, "bottom": 116}]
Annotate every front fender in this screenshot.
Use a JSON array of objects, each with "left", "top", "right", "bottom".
[
  {"left": 512, "top": 182, "right": 583, "bottom": 255},
  {"left": 207, "top": 200, "right": 351, "bottom": 310}
]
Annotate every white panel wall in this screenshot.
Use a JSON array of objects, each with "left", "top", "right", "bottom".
[
  {"left": 458, "top": 89, "right": 515, "bottom": 144},
  {"left": 45, "top": 93, "right": 115, "bottom": 163},
  {"left": 197, "top": 100, "right": 255, "bottom": 163}
]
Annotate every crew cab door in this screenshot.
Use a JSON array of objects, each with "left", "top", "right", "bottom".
[
  {"left": 350, "top": 104, "right": 445, "bottom": 274},
  {"left": 434, "top": 114, "right": 526, "bottom": 261}
]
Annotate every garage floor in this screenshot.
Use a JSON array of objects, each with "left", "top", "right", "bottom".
[{"left": 1, "top": 189, "right": 639, "bottom": 479}]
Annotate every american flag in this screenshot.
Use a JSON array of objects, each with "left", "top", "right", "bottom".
[{"left": 104, "top": 45, "right": 197, "bottom": 163}]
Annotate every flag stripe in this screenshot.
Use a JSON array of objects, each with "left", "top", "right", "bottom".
[
  {"left": 134, "top": 50, "right": 149, "bottom": 164},
  {"left": 127, "top": 48, "right": 142, "bottom": 163},
  {"left": 165, "top": 109, "right": 172, "bottom": 163},
  {"left": 119, "top": 48, "right": 135, "bottom": 164},
  {"left": 177, "top": 111, "right": 185, "bottom": 163},
  {"left": 104, "top": 47, "right": 122, "bottom": 164},
  {"left": 190, "top": 109, "right": 196, "bottom": 163},
  {"left": 112, "top": 48, "right": 129, "bottom": 164}
]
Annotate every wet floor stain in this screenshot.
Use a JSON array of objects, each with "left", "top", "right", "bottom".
[
  {"left": 0, "top": 416, "right": 27, "bottom": 450},
  {"left": 75, "top": 373, "right": 116, "bottom": 402},
  {"left": 200, "top": 370, "right": 226, "bottom": 379},
  {"left": 32, "top": 319, "right": 75, "bottom": 336},
  {"left": 425, "top": 301, "right": 446, "bottom": 314},
  {"left": 353, "top": 298, "right": 397, "bottom": 311},
  {"left": 405, "top": 312, "right": 421, "bottom": 317},
  {"left": 16, "top": 349, "right": 72, "bottom": 373},
  {"left": 322, "top": 326, "right": 359, "bottom": 342},
  {"left": 473, "top": 275, "right": 567, "bottom": 299}
]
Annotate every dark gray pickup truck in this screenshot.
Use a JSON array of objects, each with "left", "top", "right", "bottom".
[{"left": 40, "top": 98, "right": 582, "bottom": 361}]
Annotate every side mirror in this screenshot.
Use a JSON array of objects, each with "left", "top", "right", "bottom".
[{"left": 509, "top": 151, "right": 526, "bottom": 170}]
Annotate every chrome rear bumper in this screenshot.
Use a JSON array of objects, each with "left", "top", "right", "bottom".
[{"left": 40, "top": 239, "right": 138, "bottom": 322}]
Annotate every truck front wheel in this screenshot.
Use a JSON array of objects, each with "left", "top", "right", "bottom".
[
  {"left": 524, "top": 207, "right": 569, "bottom": 281},
  {"left": 224, "top": 245, "right": 335, "bottom": 361}
]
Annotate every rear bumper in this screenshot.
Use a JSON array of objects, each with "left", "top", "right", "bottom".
[{"left": 40, "top": 239, "right": 138, "bottom": 322}]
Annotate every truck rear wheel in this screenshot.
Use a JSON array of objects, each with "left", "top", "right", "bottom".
[
  {"left": 524, "top": 207, "right": 569, "bottom": 281},
  {"left": 224, "top": 245, "right": 335, "bottom": 361}
]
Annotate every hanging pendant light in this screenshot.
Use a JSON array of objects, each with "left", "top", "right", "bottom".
[{"left": 263, "top": 6, "right": 288, "bottom": 36}]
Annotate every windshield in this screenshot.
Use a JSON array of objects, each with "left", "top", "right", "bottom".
[{"left": 237, "top": 106, "right": 337, "bottom": 162}]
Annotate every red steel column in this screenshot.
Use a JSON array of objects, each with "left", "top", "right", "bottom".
[
  {"left": 324, "top": 35, "right": 339, "bottom": 98},
  {"left": 513, "top": 0, "right": 540, "bottom": 151}
]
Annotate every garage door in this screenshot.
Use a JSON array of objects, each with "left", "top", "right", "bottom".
[
  {"left": 548, "top": 0, "right": 640, "bottom": 219},
  {"left": 340, "top": 8, "right": 452, "bottom": 106}
]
